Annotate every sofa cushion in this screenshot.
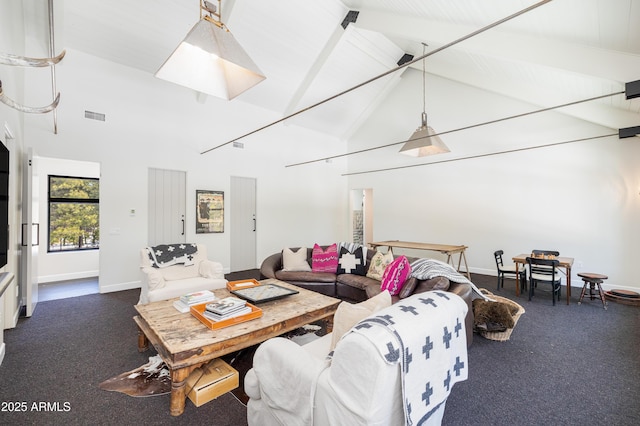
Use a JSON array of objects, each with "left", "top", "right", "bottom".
[
  {"left": 311, "top": 244, "right": 339, "bottom": 273},
  {"left": 336, "top": 246, "right": 367, "bottom": 275},
  {"left": 399, "top": 276, "right": 450, "bottom": 299},
  {"left": 366, "top": 249, "right": 394, "bottom": 280},
  {"left": 336, "top": 273, "right": 380, "bottom": 291},
  {"left": 155, "top": 264, "right": 202, "bottom": 281},
  {"left": 330, "top": 290, "right": 392, "bottom": 350},
  {"left": 275, "top": 270, "right": 336, "bottom": 283},
  {"left": 282, "top": 247, "right": 312, "bottom": 272},
  {"left": 146, "top": 276, "right": 226, "bottom": 303},
  {"left": 199, "top": 259, "right": 224, "bottom": 278},
  {"left": 380, "top": 256, "right": 411, "bottom": 296},
  {"left": 143, "top": 267, "right": 165, "bottom": 291}
]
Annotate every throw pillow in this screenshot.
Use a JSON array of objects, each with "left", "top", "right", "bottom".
[
  {"left": 366, "top": 249, "right": 394, "bottom": 280},
  {"left": 338, "top": 242, "right": 367, "bottom": 262},
  {"left": 336, "top": 246, "right": 366, "bottom": 275},
  {"left": 281, "top": 247, "right": 311, "bottom": 272},
  {"left": 330, "top": 290, "right": 392, "bottom": 350},
  {"left": 311, "top": 243, "right": 339, "bottom": 273},
  {"left": 380, "top": 255, "right": 411, "bottom": 296}
]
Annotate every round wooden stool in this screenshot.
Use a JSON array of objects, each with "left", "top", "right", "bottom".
[{"left": 577, "top": 272, "right": 608, "bottom": 310}]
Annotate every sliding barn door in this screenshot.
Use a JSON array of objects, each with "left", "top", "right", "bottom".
[
  {"left": 230, "top": 176, "right": 256, "bottom": 272},
  {"left": 148, "top": 168, "right": 186, "bottom": 246}
]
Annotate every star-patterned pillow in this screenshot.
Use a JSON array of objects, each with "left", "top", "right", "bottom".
[{"left": 336, "top": 246, "right": 367, "bottom": 275}]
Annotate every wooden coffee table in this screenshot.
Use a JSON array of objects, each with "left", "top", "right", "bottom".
[{"left": 133, "top": 278, "right": 340, "bottom": 416}]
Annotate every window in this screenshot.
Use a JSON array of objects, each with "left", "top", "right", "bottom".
[{"left": 48, "top": 175, "right": 99, "bottom": 252}]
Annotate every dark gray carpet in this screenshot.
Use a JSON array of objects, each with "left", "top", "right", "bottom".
[
  {"left": 443, "top": 274, "right": 640, "bottom": 426},
  {"left": 0, "top": 289, "right": 247, "bottom": 425},
  {"left": 0, "top": 272, "right": 638, "bottom": 425}
]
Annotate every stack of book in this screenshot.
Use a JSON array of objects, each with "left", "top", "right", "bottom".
[
  {"left": 173, "top": 290, "right": 217, "bottom": 313},
  {"left": 203, "top": 297, "right": 251, "bottom": 321}
]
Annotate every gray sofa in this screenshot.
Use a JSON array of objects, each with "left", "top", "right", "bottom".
[{"left": 260, "top": 245, "right": 475, "bottom": 346}]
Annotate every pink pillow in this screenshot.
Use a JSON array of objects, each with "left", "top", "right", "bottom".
[
  {"left": 311, "top": 243, "right": 339, "bottom": 273},
  {"left": 380, "top": 256, "right": 411, "bottom": 296}
]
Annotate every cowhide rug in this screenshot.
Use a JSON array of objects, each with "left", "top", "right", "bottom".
[
  {"left": 99, "top": 321, "right": 329, "bottom": 400},
  {"left": 99, "top": 355, "right": 171, "bottom": 397}
]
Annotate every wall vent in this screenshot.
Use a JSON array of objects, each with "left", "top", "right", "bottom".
[
  {"left": 233, "top": 142, "right": 244, "bottom": 149},
  {"left": 84, "top": 110, "right": 106, "bottom": 121}
]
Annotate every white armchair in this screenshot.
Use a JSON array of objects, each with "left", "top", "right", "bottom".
[
  {"left": 138, "top": 243, "right": 227, "bottom": 304},
  {"left": 245, "top": 291, "right": 469, "bottom": 426}
]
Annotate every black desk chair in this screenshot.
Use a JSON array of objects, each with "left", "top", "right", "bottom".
[
  {"left": 526, "top": 257, "right": 562, "bottom": 305},
  {"left": 494, "top": 250, "right": 526, "bottom": 292}
]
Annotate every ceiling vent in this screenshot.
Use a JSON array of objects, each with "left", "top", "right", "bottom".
[
  {"left": 397, "top": 53, "right": 414, "bottom": 66},
  {"left": 84, "top": 110, "right": 105, "bottom": 121},
  {"left": 341, "top": 11, "right": 359, "bottom": 29}
]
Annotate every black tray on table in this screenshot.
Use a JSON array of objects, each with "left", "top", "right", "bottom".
[{"left": 231, "top": 283, "right": 299, "bottom": 303}]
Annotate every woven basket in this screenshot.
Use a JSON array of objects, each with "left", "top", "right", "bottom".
[{"left": 476, "top": 290, "right": 525, "bottom": 342}]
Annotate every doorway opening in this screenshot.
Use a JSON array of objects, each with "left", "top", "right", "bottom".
[
  {"left": 350, "top": 188, "right": 373, "bottom": 245},
  {"left": 29, "top": 157, "right": 101, "bottom": 307}
]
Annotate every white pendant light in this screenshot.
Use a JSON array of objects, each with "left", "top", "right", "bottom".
[{"left": 155, "top": 0, "right": 265, "bottom": 100}]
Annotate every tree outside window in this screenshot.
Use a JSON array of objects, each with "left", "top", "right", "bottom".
[{"left": 48, "top": 175, "right": 99, "bottom": 251}]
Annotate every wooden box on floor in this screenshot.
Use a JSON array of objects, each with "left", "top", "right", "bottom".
[{"left": 185, "top": 358, "right": 239, "bottom": 407}]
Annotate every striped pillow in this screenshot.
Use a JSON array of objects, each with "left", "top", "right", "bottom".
[{"left": 312, "top": 243, "right": 339, "bottom": 273}]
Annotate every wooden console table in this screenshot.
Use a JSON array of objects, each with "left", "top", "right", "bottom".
[{"left": 369, "top": 240, "right": 470, "bottom": 279}]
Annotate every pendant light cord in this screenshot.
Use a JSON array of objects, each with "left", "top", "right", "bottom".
[{"left": 421, "top": 43, "right": 426, "bottom": 122}]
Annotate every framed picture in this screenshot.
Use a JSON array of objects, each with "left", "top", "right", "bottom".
[{"left": 196, "top": 190, "right": 224, "bottom": 233}]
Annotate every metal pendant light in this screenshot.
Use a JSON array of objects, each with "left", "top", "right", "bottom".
[{"left": 399, "top": 43, "right": 449, "bottom": 157}]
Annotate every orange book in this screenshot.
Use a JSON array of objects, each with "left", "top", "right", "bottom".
[{"left": 190, "top": 302, "right": 262, "bottom": 330}]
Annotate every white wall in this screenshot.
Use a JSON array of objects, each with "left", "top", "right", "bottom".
[
  {"left": 0, "top": 1, "right": 27, "bottom": 338},
  {"left": 347, "top": 71, "right": 640, "bottom": 291},
  {"left": 34, "top": 156, "right": 100, "bottom": 282},
  {"left": 1, "top": 1, "right": 27, "bottom": 333},
  {"left": 22, "top": 49, "right": 349, "bottom": 294}
]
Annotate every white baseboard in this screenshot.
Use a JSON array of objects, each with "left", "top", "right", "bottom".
[
  {"left": 7, "top": 306, "right": 19, "bottom": 329},
  {"left": 38, "top": 271, "right": 99, "bottom": 284},
  {"left": 469, "top": 267, "right": 636, "bottom": 292},
  {"left": 99, "top": 280, "right": 141, "bottom": 294}
]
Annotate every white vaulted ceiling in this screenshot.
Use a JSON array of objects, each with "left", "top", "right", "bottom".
[{"left": 23, "top": 0, "right": 640, "bottom": 146}]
